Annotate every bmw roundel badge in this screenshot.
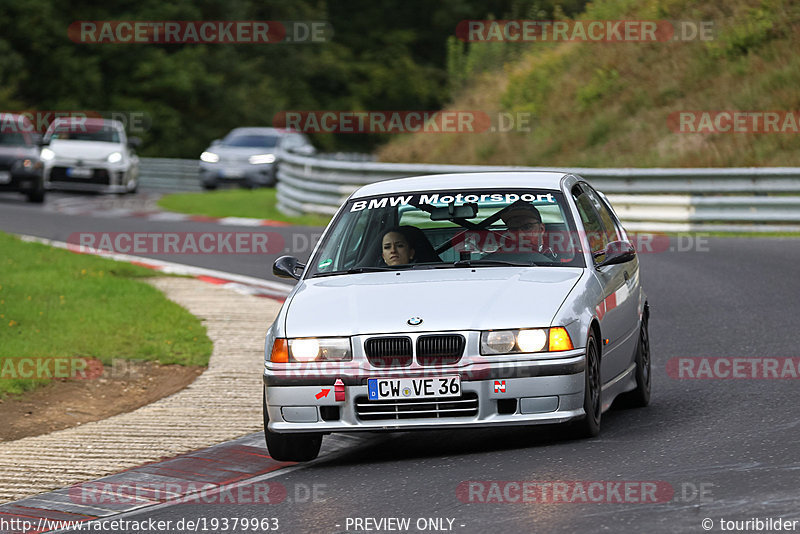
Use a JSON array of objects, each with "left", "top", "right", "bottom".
[{"left": 407, "top": 317, "right": 423, "bottom": 326}]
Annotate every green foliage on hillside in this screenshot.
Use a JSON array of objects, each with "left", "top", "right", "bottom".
[
  {"left": 380, "top": 0, "right": 800, "bottom": 167},
  {"left": 1, "top": 0, "right": 551, "bottom": 157}
]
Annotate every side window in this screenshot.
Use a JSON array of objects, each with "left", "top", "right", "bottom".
[
  {"left": 571, "top": 186, "right": 607, "bottom": 263},
  {"left": 583, "top": 187, "right": 621, "bottom": 245}
]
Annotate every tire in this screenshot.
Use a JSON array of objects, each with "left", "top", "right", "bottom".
[
  {"left": 202, "top": 182, "right": 217, "bottom": 191},
  {"left": 615, "top": 314, "right": 651, "bottom": 409},
  {"left": 570, "top": 332, "right": 601, "bottom": 438},
  {"left": 263, "top": 389, "right": 322, "bottom": 462},
  {"left": 26, "top": 188, "right": 45, "bottom": 203}
]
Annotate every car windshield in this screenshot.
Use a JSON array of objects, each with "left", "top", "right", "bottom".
[
  {"left": 48, "top": 126, "right": 120, "bottom": 143},
  {"left": 308, "top": 189, "right": 585, "bottom": 277},
  {"left": 223, "top": 134, "right": 279, "bottom": 148}
]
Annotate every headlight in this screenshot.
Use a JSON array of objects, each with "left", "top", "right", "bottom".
[
  {"left": 200, "top": 151, "right": 220, "bottom": 163},
  {"left": 271, "top": 337, "right": 352, "bottom": 363},
  {"left": 107, "top": 152, "right": 122, "bottom": 163},
  {"left": 40, "top": 148, "right": 55, "bottom": 161},
  {"left": 248, "top": 154, "right": 276, "bottom": 165},
  {"left": 480, "top": 327, "right": 572, "bottom": 355}
]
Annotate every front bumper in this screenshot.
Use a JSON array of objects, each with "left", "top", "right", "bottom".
[
  {"left": 0, "top": 167, "right": 43, "bottom": 193},
  {"left": 45, "top": 159, "right": 133, "bottom": 193},
  {"left": 264, "top": 351, "right": 586, "bottom": 433},
  {"left": 199, "top": 162, "right": 276, "bottom": 186}
]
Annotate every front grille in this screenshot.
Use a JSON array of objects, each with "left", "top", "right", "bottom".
[
  {"left": 50, "top": 167, "right": 110, "bottom": 185},
  {"left": 416, "top": 334, "right": 465, "bottom": 366},
  {"left": 364, "top": 336, "right": 412, "bottom": 367},
  {"left": 355, "top": 392, "right": 479, "bottom": 421}
]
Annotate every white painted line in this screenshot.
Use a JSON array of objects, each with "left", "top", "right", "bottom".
[
  {"left": 217, "top": 216, "right": 270, "bottom": 226},
  {"left": 46, "top": 434, "right": 376, "bottom": 533},
  {"left": 145, "top": 212, "right": 191, "bottom": 221}
]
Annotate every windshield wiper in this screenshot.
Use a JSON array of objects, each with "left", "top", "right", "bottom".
[
  {"left": 440, "top": 259, "right": 534, "bottom": 268},
  {"left": 312, "top": 266, "right": 394, "bottom": 277}
]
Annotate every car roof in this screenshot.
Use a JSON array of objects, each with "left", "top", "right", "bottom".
[
  {"left": 227, "top": 127, "right": 290, "bottom": 136},
  {"left": 49, "top": 117, "right": 123, "bottom": 130},
  {"left": 351, "top": 171, "right": 570, "bottom": 198}
]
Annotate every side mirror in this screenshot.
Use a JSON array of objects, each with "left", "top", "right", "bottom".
[
  {"left": 127, "top": 136, "right": 142, "bottom": 149},
  {"left": 38, "top": 135, "right": 50, "bottom": 147},
  {"left": 596, "top": 240, "right": 636, "bottom": 267},
  {"left": 273, "top": 255, "right": 305, "bottom": 280}
]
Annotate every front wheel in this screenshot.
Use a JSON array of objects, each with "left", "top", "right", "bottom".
[
  {"left": 26, "top": 188, "right": 45, "bottom": 203},
  {"left": 570, "top": 333, "right": 601, "bottom": 438},
  {"left": 615, "top": 315, "right": 651, "bottom": 408},
  {"left": 263, "top": 390, "right": 322, "bottom": 462}
]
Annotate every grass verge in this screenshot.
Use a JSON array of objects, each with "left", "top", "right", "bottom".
[
  {"left": 0, "top": 232, "right": 212, "bottom": 397},
  {"left": 158, "top": 188, "right": 332, "bottom": 227}
]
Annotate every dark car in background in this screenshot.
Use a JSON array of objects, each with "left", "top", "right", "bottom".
[
  {"left": 0, "top": 114, "right": 45, "bottom": 203},
  {"left": 199, "top": 127, "right": 315, "bottom": 190}
]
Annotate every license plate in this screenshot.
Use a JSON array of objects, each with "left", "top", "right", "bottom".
[
  {"left": 367, "top": 376, "right": 460, "bottom": 400},
  {"left": 67, "top": 167, "right": 93, "bottom": 178},
  {"left": 0, "top": 171, "right": 10, "bottom": 184}
]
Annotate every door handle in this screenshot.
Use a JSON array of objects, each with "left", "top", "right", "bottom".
[{"left": 624, "top": 271, "right": 630, "bottom": 281}]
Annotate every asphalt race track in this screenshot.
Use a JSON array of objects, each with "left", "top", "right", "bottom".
[{"left": 2, "top": 191, "right": 799, "bottom": 534}]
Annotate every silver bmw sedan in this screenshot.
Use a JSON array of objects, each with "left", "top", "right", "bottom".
[{"left": 264, "top": 171, "right": 650, "bottom": 461}]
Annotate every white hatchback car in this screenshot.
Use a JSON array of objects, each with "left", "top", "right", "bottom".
[
  {"left": 264, "top": 172, "right": 650, "bottom": 461},
  {"left": 41, "top": 118, "right": 140, "bottom": 193}
]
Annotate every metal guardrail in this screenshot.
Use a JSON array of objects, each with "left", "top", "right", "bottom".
[
  {"left": 139, "top": 158, "right": 202, "bottom": 192},
  {"left": 138, "top": 153, "right": 376, "bottom": 193},
  {"left": 276, "top": 152, "right": 800, "bottom": 233}
]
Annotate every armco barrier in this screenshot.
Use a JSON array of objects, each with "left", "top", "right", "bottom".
[
  {"left": 275, "top": 152, "right": 800, "bottom": 233},
  {"left": 139, "top": 158, "right": 202, "bottom": 192}
]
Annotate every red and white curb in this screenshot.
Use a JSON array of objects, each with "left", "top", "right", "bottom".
[{"left": 17, "top": 235, "right": 294, "bottom": 301}]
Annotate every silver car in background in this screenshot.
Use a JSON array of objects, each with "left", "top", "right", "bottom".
[
  {"left": 199, "top": 127, "right": 315, "bottom": 189},
  {"left": 41, "top": 118, "right": 140, "bottom": 194},
  {"left": 264, "top": 172, "right": 651, "bottom": 461}
]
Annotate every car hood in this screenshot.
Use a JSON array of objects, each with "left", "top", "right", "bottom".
[
  {"left": 48, "top": 140, "right": 122, "bottom": 159},
  {"left": 283, "top": 267, "right": 584, "bottom": 337}
]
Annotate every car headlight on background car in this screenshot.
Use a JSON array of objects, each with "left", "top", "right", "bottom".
[
  {"left": 200, "top": 151, "right": 220, "bottom": 163},
  {"left": 270, "top": 337, "right": 352, "bottom": 363},
  {"left": 40, "top": 148, "right": 55, "bottom": 161},
  {"left": 107, "top": 152, "right": 122, "bottom": 163},
  {"left": 480, "top": 327, "right": 573, "bottom": 355},
  {"left": 248, "top": 154, "right": 276, "bottom": 165}
]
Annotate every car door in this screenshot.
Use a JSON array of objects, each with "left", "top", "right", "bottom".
[{"left": 571, "top": 184, "right": 638, "bottom": 383}]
